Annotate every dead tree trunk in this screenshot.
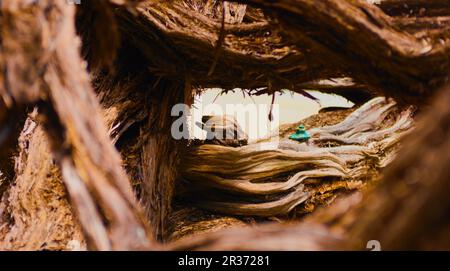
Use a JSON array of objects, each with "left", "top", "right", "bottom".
[
  {"left": 140, "top": 81, "right": 191, "bottom": 241},
  {"left": 376, "top": 0, "right": 450, "bottom": 17}
]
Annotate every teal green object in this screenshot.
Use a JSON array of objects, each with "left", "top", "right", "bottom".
[{"left": 289, "top": 125, "right": 310, "bottom": 141}]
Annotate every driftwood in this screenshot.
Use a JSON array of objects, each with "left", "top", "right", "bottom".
[
  {"left": 168, "top": 221, "right": 343, "bottom": 251},
  {"left": 1, "top": 0, "right": 450, "bottom": 251},
  {"left": 169, "top": 83, "right": 450, "bottom": 251},
  {"left": 297, "top": 78, "right": 373, "bottom": 105},
  {"left": 99, "top": 0, "right": 448, "bottom": 238},
  {"left": 0, "top": 115, "right": 84, "bottom": 250},
  {"left": 180, "top": 98, "right": 414, "bottom": 217}
]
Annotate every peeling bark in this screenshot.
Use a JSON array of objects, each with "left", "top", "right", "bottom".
[
  {"left": 172, "top": 83, "right": 450, "bottom": 250},
  {"left": 346, "top": 84, "right": 450, "bottom": 250},
  {"left": 140, "top": 81, "right": 189, "bottom": 241},
  {"left": 1, "top": 0, "right": 154, "bottom": 250},
  {"left": 114, "top": 1, "right": 339, "bottom": 94},
  {"left": 231, "top": 0, "right": 450, "bottom": 103},
  {"left": 0, "top": 117, "right": 84, "bottom": 251},
  {"left": 180, "top": 98, "right": 414, "bottom": 217},
  {"left": 376, "top": 0, "right": 450, "bottom": 17}
]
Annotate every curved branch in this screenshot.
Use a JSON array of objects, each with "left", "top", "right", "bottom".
[{"left": 231, "top": 0, "right": 450, "bottom": 103}]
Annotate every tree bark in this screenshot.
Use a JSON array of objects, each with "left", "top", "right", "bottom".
[
  {"left": 345, "top": 83, "right": 450, "bottom": 249},
  {"left": 376, "top": 0, "right": 450, "bottom": 17},
  {"left": 140, "top": 81, "right": 189, "bottom": 241},
  {"left": 1, "top": 0, "right": 154, "bottom": 250},
  {"left": 231, "top": 0, "right": 450, "bottom": 104},
  {"left": 114, "top": 1, "right": 341, "bottom": 94},
  {"left": 0, "top": 116, "right": 84, "bottom": 251},
  {"left": 170, "top": 83, "right": 450, "bottom": 250}
]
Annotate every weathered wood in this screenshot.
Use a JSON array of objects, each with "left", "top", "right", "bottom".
[
  {"left": 169, "top": 83, "right": 450, "bottom": 251},
  {"left": 376, "top": 0, "right": 450, "bottom": 17},
  {"left": 231, "top": 0, "right": 450, "bottom": 103},
  {"left": 297, "top": 78, "right": 373, "bottom": 104},
  {"left": 1, "top": 0, "right": 450, "bottom": 251},
  {"left": 345, "top": 83, "right": 450, "bottom": 249},
  {"left": 140, "top": 81, "right": 188, "bottom": 241},
  {"left": 108, "top": 0, "right": 450, "bottom": 103},
  {"left": 114, "top": 1, "right": 340, "bottom": 94},
  {"left": 91, "top": 46, "right": 190, "bottom": 240},
  {"left": 0, "top": 117, "right": 84, "bottom": 251},
  {"left": 180, "top": 98, "right": 414, "bottom": 217},
  {"left": 42, "top": 2, "right": 152, "bottom": 250},
  {"left": 0, "top": 0, "right": 154, "bottom": 250},
  {"left": 169, "top": 222, "right": 343, "bottom": 251}
]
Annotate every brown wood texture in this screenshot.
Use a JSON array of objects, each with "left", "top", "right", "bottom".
[{"left": 1, "top": 0, "right": 450, "bottom": 250}]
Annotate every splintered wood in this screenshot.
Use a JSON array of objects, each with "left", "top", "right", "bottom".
[
  {"left": 0, "top": 0, "right": 153, "bottom": 250},
  {"left": 180, "top": 98, "right": 415, "bottom": 217}
]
